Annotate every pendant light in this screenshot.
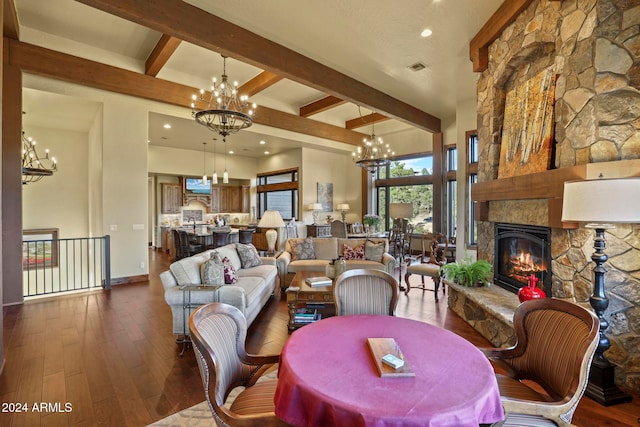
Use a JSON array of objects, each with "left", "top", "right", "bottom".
[
  {"left": 223, "top": 136, "right": 229, "bottom": 183},
  {"left": 201, "top": 142, "right": 207, "bottom": 185},
  {"left": 211, "top": 139, "right": 218, "bottom": 184}
]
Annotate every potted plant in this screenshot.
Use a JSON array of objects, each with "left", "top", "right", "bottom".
[
  {"left": 439, "top": 259, "right": 492, "bottom": 287},
  {"left": 362, "top": 214, "right": 381, "bottom": 232}
]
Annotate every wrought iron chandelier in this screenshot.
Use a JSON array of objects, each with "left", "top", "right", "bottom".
[
  {"left": 191, "top": 55, "right": 257, "bottom": 137},
  {"left": 352, "top": 110, "right": 393, "bottom": 173},
  {"left": 22, "top": 131, "right": 57, "bottom": 185}
]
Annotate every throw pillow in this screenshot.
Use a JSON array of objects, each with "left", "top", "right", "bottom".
[
  {"left": 222, "top": 256, "right": 238, "bottom": 284},
  {"left": 290, "top": 237, "right": 316, "bottom": 261},
  {"left": 365, "top": 240, "right": 385, "bottom": 263},
  {"left": 343, "top": 243, "right": 365, "bottom": 260},
  {"left": 200, "top": 251, "right": 225, "bottom": 286},
  {"left": 236, "top": 243, "right": 262, "bottom": 269}
]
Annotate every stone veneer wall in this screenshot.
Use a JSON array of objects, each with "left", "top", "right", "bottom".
[{"left": 475, "top": 0, "right": 640, "bottom": 392}]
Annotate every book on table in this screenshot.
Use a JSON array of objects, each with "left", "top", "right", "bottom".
[
  {"left": 305, "top": 276, "right": 332, "bottom": 287},
  {"left": 294, "top": 308, "right": 322, "bottom": 323}
]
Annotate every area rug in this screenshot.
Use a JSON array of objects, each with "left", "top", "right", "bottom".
[{"left": 149, "top": 367, "right": 278, "bottom": 426}]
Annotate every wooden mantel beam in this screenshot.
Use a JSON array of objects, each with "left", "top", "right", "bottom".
[
  {"left": 7, "top": 39, "right": 367, "bottom": 146},
  {"left": 470, "top": 0, "right": 564, "bottom": 72},
  {"left": 75, "top": 0, "right": 441, "bottom": 134}
]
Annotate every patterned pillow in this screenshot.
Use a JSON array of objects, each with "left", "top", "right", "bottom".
[
  {"left": 343, "top": 243, "right": 365, "bottom": 260},
  {"left": 222, "top": 256, "right": 238, "bottom": 284},
  {"left": 365, "top": 240, "right": 385, "bottom": 263},
  {"left": 290, "top": 237, "right": 316, "bottom": 261},
  {"left": 200, "top": 251, "right": 225, "bottom": 285},
  {"left": 236, "top": 243, "right": 262, "bottom": 269}
]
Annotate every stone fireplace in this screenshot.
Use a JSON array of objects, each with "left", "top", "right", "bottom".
[
  {"left": 459, "top": 0, "right": 640, "bottom": 393},
  {"left": 494, "top": 223, "right": 551, "bottom": 296}
]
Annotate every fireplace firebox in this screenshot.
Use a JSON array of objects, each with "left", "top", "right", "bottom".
[{"left": 494, "top": 223, "right": 551, "bottom": 296}]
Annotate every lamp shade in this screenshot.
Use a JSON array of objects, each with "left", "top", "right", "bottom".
[
  {"left": 337, "top": 204, "right": 350, "bottom": 211},
  {"left": 389, "top": 203, "right": 413, "bottom": 219},
  {"left": 562, "top": 178, "right": 640, "bottom": 223},
  {"left": 258, "top": 210, "right": 286, "bottom": 228},
  {"left": 309, "top": 203, "right": 323, "bottom": 211}
]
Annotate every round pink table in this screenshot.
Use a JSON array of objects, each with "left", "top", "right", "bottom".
[{"left": 274, "top": 315, "right": 504, "bottom": 427}]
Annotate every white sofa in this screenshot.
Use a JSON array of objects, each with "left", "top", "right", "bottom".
[
  {"left": 276, "top": 237, "right": 395, "bottom": 289},
  {"left": 160, "top": 243, "right": 278, "bottom": 337}
]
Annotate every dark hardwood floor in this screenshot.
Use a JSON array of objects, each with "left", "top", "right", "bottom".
[{"left": 1, "top": 249, "right": 639, "bottom": 426}]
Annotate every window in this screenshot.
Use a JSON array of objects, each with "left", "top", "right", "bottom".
[
  {"left": 445, "top": 145, "right": 457, "bottom": 239},
  {"left": 374, "top": 154, "right": 434, "bottom": 233},
  {"left": 256, "top": 168, "right": 299, "bottom": 220},
  {"left": 466, "top": 132, "right": 479, "bottom": 247}
]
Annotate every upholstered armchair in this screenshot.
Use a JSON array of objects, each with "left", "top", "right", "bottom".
[
  {"left": 481, "top": 298, "right": 599, "bottom": 427},
  {"left": 334, "top": 269, "right": 399, "bottom": 316},
  {"left": 189, "top": 303, "right": 290, "bottom": 427}
]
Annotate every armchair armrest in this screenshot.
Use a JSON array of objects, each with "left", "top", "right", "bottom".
[
  {"left": 381, "top": 252, "right": 396, "bottom": 275},
  {"left": 276, "top": 251, "right": 292, "bottom": 282}
]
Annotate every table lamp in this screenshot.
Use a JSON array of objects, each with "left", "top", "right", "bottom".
[
  {"left": 389, "top": 203, "right": 413, "bottom": 232},
  {"left": 337, "top": 203, "right": 350, "bottom": 222},
  {"left": 258, "top": 210, "right": 285, "bottom": 254},
  {"left": 308, "top": 203, "right": 323, "bottom": 224},
  {"left": 562, "top": 176, "right": 640, "bottom": 406}
]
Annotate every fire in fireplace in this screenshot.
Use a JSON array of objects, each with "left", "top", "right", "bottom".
[{"left": 494, "top": 223, "right": 551, "bottom": 295}]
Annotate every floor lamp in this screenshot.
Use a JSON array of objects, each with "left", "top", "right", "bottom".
[
  {"left": 258, "top": 210, "right": 285, "bottom": 254},
  {"left": 562, "top": 177, "right": 640, "bottom": 406}
]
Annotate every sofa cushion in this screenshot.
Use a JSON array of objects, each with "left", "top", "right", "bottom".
[
  {"left": 288, "top": 259, "right": 331, "bottom": 273},
  {"left": 236, "top": 243, "right": 262, "bottom": 269},
  {"left": 343, "top": 243, "right": 365, "bottom": 260},
  {"left": 200, "top": 251, "right": 225, "bottom": 285},
  {"left": 237, "top": 264, "right": 278, "bottom": 283},
  {"left": 170, "top": 250, "right": 214, "bottom": 286},
  {"left": 313, "top": 237, "right": 339, "bottom": 260},
  {"left": 290, "top": 237, "right": 316, "bottom": 260},
  {"left": 215, "top": 244, "right": 242, "bottom": 271},
  {"left": 365, "top": 240, "right": 386, "bottom": 263},
  {"left": 345, "top": 260, "right": 387, "bottom": 271},
  {"left": 222, "top": 257, "right": 238, "bottom": 284}
]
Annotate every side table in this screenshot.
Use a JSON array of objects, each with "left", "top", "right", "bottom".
[
  {"left": 177, "top": 285, "right": 221, "bottom": 355},
  {"left": 285, "top": 271, "right": 335, "bottom": 333}
]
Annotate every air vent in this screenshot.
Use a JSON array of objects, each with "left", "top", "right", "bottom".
[{"left": 408, "top": 62, "right": 426, "bottom": 72}]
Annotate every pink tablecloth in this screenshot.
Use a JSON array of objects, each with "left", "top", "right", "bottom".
[{"left": 274, "top": 315, "right": 504, "bottom": 427}]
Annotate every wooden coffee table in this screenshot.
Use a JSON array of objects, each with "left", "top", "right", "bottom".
[{"left": 286, "top": 271, "right": 335, "bottom": 333}]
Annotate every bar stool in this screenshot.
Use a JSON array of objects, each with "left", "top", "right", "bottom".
[
  {"left": 212, "top": 231, "right": 231, "bottom": 248},
  {"left": 238, "top": 228, "right": 255, "bottom": 244}
]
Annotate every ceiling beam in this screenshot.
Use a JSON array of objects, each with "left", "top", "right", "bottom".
[
  {"left": 145, "top": 34, "right": 181, "bottom": 76},
  {"left": 239, "top": 71, "right": 283, "bottom": 97},
  {"left": 7, "top": 38, "right": 367, "bottom": 146},
  {"left": 75, "top": 0, "right": 441, "bottom": 134},
  {"left": 300, "top": 96, "right": 345, "bottom": 117},
  {"left": 345, "top": 113, "right": 389, "bottom": 131},
  {"left": 3, "top": 0, "right": 19, "bottom": 40},
  {"left": 470, "top": 0, "right": 564, "bottom": 72}
]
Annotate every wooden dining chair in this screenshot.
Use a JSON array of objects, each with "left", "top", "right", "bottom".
[
  {"left": 189, "top": 302, "right": 291, "bottom": 427},
  {"left": 330, "top": 220, "right": 347, "bottom": 238},
  {"left": 334, "top": 269, "right": 399, "bottom": 316},
  {"left": 404, "top": 232, "right": 448, "bottom": 300},
  {"left": 482, "top": 298, "right": 599, "bottom": 427}
]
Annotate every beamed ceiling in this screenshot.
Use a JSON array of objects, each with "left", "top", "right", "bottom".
[{"left": 5, "top": 0, "right": 536, "bottom": 157}]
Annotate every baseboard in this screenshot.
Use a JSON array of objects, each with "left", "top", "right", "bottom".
[{"left": 110, "top": 274, "right": 149, "bottom": 285}]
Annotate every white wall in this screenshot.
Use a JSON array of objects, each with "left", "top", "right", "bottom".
[{"left": 22, "top": 126, "right": 89, "bottom": 238}]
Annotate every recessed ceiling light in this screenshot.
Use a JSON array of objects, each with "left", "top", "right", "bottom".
[
  {"left": 264, "top": 151, "right": 270, "bottom": 155},
  {"left": 163, "top": 123, "right": 171, "bottom": 129},
  {"left": 408, "top": 62, "right": 426, "bottom": 72},
  {"left": 228, "top": 150, "right": 234, "bottom": 154},
  {"left": 259, "top": 140, "right": 266, "bottom": 145},
  {"left": 420, "top": 28, "right": 433, "bottom": 38}
]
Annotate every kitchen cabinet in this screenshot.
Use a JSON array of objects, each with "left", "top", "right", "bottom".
[
  {"left": 241, "top": 185, "right": 250, "bottom": 213},
  {"left": 214, "top": 185, "right": 249, "bottom": 213},
  {"left": 210, "top": 187, "right": 221, "bottom": 212},
  {"left": 161, "top": 183, "right": 182, "bottom": 214}
]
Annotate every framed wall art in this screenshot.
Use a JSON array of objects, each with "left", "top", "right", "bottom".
[
  {"left": 498, "top": 66, "right": 556, "bottom": 179},
  {"left": 317, "top": 182, "right": 333, "bottom": 212},
  {"left": 23, "top": 228, "right": 59, "bottom": 268}
]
